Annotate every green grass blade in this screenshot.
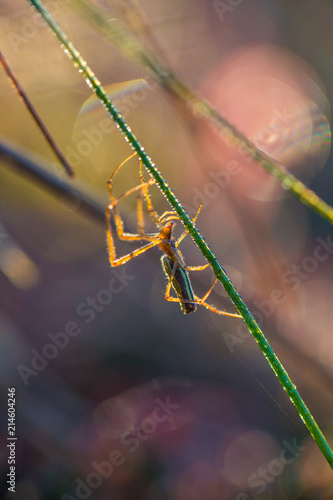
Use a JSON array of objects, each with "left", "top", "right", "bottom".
[{"left": 27, "top": 0, "right": 333, "bottom": 468}]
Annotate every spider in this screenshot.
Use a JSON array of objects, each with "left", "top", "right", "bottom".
[{"left": 106, "top": 153, "right": 241, "bottom": 317}]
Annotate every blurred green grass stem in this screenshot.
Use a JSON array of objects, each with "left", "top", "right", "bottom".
[
  {"left": 70, "top": 0, "right": 333, "bottom": 226},
  {"left": 0, "top": 136, "right": 104, "bottom": 223},
  {"left": 27, "top": 0, "right": 333, "bottom": 467}
]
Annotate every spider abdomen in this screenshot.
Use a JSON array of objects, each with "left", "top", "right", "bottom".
[{"left": 161, "top": 255, "right": 196, "bottom": 314}]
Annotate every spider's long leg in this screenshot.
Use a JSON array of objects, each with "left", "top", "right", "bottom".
[
  {"left": 194, "top": 278, "right": 241, "bottom": 317},
  {"left": 109, "top": 180, "right": 154, "bottom": 209},
  {"left": 106, "top": 185, "right": 153, "bottom": 242},
  {"left": 164, "top": 260, "right": 177, "bottom": 303},
  {"left": 175, "top": 203, "right": 203, "bottom": 247},
  {"left": 106, "top": 203, "right": 158, "bottom": 266},
  {"left": 159, "top": 211, "right": 179, "bottom": 223},
  {"left": 107, "top": 153, "right": 138, "bottom": 201},
  {"left": 194, "top": 297, "right": 242, "bottom": 317},
  {"left": 136, "top": 185, "right": 150, "bottom": 236},
  {"left": 185, "top": 264, "right": 210, "bottom": 271},
  {"left": 164, "top": 264, "right": 241, "bottom": 317},
  {"left": 165, "top": 282, "right": 241, "bottom": 317},
  {"left": 106, "top": 153, "right": 161, "bottom": 267},
  {"left": 107, "top": 153, "right": 155, "bottom": 241},
  {"left": 107, "top": 152, "right": 156, "bottom": 210},
  {"left": 174, "top": 204, "right": 209, "bottom": 271},
  {"left": 139, "top": 160, "right": 160, "bottom": 226}
]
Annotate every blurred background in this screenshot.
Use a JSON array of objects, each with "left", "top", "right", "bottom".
[{"left": 0, "top": 0, "right": 333, "bottom": 498}]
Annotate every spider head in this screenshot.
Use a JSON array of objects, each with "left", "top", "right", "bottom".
[
  {"left": 158, "top": 221, "right": 174, "bottom": 241},
  {"left": 157, "top": 221, "right": 177, "bottom": 258}
]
